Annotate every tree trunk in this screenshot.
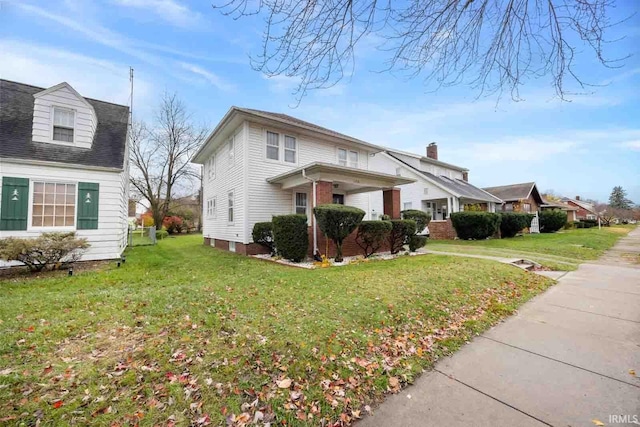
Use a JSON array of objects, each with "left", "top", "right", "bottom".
[{"left": 335, "top": 241, "right": 343, "bottom": 263}]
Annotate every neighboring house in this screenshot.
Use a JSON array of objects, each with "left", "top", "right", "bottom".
[
  {"left": 191, "top": 107, "right": 414, "bottom": 257},
  {"left": 0, "top": 79, "right": 130, "bottom": 263},
  {"left": 540, "top": 199, "right": 579, "bottom": 222},
  {"left": 561, "top": 196, "right": 598, "bottom": 220},
  {"left": 367, "top": 144, "right": 502, "bottom": 239},
  {"left": 482, "top": 182, "right": 544, "bottom": 213}
]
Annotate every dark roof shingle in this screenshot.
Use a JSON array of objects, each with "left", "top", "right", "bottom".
[
  {"left": 0, "top": 79, "right": 129, "bottom": 169},
  {"left": 482, "top": 182, "right": 536, "bottom": 202}
]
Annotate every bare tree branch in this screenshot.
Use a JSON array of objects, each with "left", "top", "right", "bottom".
[
  {"left": 213, "top": 0, "right": 630, "bottom": 102},
  {"left": 129, "top": 93, "right": 206, "bottom": 228}
]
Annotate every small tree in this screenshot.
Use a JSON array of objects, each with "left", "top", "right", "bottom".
[
  {"left": 608, "top": 186, "right": 634, "bottom": 210},
  {"left": 314, "top": 204, "right": 365, "bottom": 262},
  {"left": 401, "top": 209, "right": 431, "bottom": 251},
  {"left": 388, "top": 220, "right": 417, "bottom": 254},
  {"left": 252, "top": 222, "right": 275, "bottom": 255},
  {"left": 356, "top": 220, "right": 392, "bottom": 258}
]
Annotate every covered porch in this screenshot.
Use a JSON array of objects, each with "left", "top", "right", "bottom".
[
  {"left": 267, "top": 162, "right": 415, "bottom": 256},
  {"left": 421, "top": 197, "right": 499, "bottom": 221}
]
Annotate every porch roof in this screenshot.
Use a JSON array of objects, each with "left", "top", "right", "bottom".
[{"left": 267, "top": 162, "right": 415, "bottom": 194}]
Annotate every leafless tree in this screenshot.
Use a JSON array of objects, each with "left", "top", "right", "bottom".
[
  {"left": 130, "top": 93, "right": 207, "bottom": 228},
  {"left": 214, "top": 0, "right": 628, "bottom": 101}
]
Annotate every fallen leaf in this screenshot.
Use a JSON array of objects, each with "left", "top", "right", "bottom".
[
  {"left": 388, "top": 377, "right": 400, "bottom": 388},
  {"left": 592, "top": 420, "right": 605, "bottom": 426},
  {"left": 0, "top": 368, "right": 12, "bottom": 376},
  {"left": 629, "top": 369, "right": 636, "bottom": 377},
  {"left": 52, "top": 400, "right": 64, "bottom": 409},
  {"left": 276, "top": 377, "right": 292, "bottom": 389}
]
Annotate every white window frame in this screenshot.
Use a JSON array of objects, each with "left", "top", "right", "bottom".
[
  {"left": 403, "top": 202, "right": 413, "bottom": 211},
  {"left": 27, "top": 179, "right": 78, "bottom": 232},
  {"left": 265, "top": 130, "right": 280, "bottom": 162},
  {"left": 294, "top": 191, "right": 309, "bottom": 216},
  {"left": 208, "top": 155, "right": 216, "bottom": 181},
  {"left": 207, "top": 197, "right": 216, "bottom": 218},
  {"left": 227, "top": 136, "right": 235, "bottom": 167},
  {"left": 227, "top": 191, "right": 234, "bottom": 225},
  {"left": 228, "top": 241, "right": 236, "bottom": 252},
  {"left": 284, "top": 135, "right": 297, "bottom": 164},
  {"left": 337, "top": 147, "right": 359, "bottom": 168},
  {"left": 51, "top": 106, "right": 76, "bottom": 145}
]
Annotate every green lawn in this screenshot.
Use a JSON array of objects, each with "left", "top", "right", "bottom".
[
  {"left": 428, "top": 225, "right": 635, "bottom": 271},
  {"left": 0, "top": 235, "right": 552, "bottom": 426}
]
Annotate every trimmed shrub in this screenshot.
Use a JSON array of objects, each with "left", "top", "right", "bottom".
[
  {"left": 139, "top": 212, "right": 154, "bottom": 227},
  {"left": 539, "top": 210, "right": 567, "bottom": 233},
  {"left": 575, "top": 219, "right": 597, "bottom": 229},
  {"left": 156, "top": 229, "right": 169, "bottom": 240},
  {"left": 499, "top": 212, "right": 534, "bottom": 238},
  {"left": 450, "top": 212, "right": 501, "bottom": 240},
  {"left": 272, "top": 214, "right": 308, "bottom": 262},
  {"left": 356, "top": 220, "right": 392, "bottom": 258},
  {"left": 252, "top": 222, "right": 275, "bottom": 254},
  {"left": 0, "top": 232, "right": 89, "bottom": 272},
  {"left": 388, "top": 220, "right": 417, "bottom": 254},
  {"left": 409, "top": 235, "right": 428, "bottom": 251},
  {"left": 163, "top": 216, "right": 184, "bottom": 234},
  {"left": 314, "top": 204, "right": 365, "bottom": 262},
  {"left": 401, "top": 209, "right": 431, "bottom": 234}
]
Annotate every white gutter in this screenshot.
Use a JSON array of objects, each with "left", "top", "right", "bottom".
[{"left": 301, "top": 169, "right": 318, "bottom": 254}]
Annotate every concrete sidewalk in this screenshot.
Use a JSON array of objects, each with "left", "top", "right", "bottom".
[{"left": 359, "top": 228, "right": 640, "bottom": 427}]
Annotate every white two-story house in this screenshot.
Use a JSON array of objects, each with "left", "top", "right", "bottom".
[
  {"left": 191, "top": 107, "right": 414, "bottom": 257},
  {"left": 0, "top": 80, "right": 130, "bottom": 263}
]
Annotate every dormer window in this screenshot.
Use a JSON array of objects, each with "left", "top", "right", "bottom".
[{"left": 52, "top": 107, "right": 75, "bottom": 143}]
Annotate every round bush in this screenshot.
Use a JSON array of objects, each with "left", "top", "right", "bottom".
[
  {"left": 499, "top": 212, "right": 534, "bottom": 238},
  {"left": 356, "top": 220, "right": 392, "bottom": 258},
  {"left": 314, "top": 204, "right": 365, "bottom": 262},
  {"left": 450, "top": 212, "right": 501, "bottom": 240},
  {"left": 401, "top": 209, "right": 431, "bottom": 233},
  {"left": 539, "top": 210, "right": 567, "bottom": 233},
  {"left": 272, "top": 214, "right": 309, "bottom": 262},
  {"left": 252, "top": 221, "right": 275, "bottom": 254},
  {"left": 408, "top": 235, "right": 427, "bottom": 251}
]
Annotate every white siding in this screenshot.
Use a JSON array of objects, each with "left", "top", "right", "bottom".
[
  {"left": 32, "top": 85, "right": 97, "bottom": 149},
  {"left": 244, "top": 121, "right": 372, "bottom": 243},
  {"left": 201, "top": 124, "right": 246, "bottom": 244},
  {"left": 0, "top": 160, "right": 128, "bottom": 263},
  {"left": 367, "top": 152, "right": 456, "bottom": 219}
]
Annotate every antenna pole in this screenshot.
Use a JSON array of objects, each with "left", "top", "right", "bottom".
[{"left": 129, "top": 67, "right": 134, "bottom": 123}]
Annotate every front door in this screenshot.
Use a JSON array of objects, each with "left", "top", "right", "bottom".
[{"left": 332, "top": 194, "right": 345, "bottom": 205}]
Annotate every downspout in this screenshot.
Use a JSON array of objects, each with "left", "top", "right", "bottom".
[{"left": 301, "top": 169, "right": 318, "bottom": 254}]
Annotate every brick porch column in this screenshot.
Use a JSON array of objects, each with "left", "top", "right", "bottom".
[
  {"left": 383, "top": 188, "right": 401, "bottom": 219},
  {"left": 315, "top": 181, "right": 333, "bottom": 205}
]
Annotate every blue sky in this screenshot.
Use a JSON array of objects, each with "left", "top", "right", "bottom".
[{"left": 1, "top": 0, "right": 639, "bottom": 203}]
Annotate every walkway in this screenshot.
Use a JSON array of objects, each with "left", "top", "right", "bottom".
[{"left": 359, "top": 227, "right": 640, "bottom": 427}]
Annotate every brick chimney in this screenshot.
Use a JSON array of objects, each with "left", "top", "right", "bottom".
[
  {"left": 575, "top": 195, "right": 581, "bottom": 201},
  {"left": 426, "top": 142, "right": 438, "bottom": 160},
  {"left": 462, "top": 171, "right": 468, "bottom": 182}
]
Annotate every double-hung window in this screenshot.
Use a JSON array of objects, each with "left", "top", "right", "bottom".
[
  {"left": 337, "top": 148, "right": 358, "bottom": 167},
  {"left": 32, "top": 182, "right": 76, "bottom": 227},
  {"left": 207, "top": 198, "right": 216, "bottom": 218},
  {"left": 348, "top": 150, "right": 359, "bottom": 168},
  {"left": 337, "top": 148, "right": 347, "bottom": 166},
  {"left": 52, "top": 107, "right": 74, "bottom": 143},
  {"left": 295, "top": 192, "right": 307, "bottom": 216},
  {"left": 228, "top": 191, "right": 234, "bottom": 223},
  {"left": 284, "top": 135, "right": 297, "bottom": 163},
  {"left": 208, "top": 155, "right": 216, "bottom": 180},
  {"left": 266, "top": 131, "right": 279, "bottom": 160}
]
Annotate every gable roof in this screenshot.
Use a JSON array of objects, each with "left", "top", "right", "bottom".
[
  {"left": 561, "top": 198, "right": 596, "bottom": 213},
  {"left": 386, "top": 152, "right": 502, "bottom": 203},
  {"left": 388, "top": 148, "right": 468, "bottom": 172},
  {"left": 0, "top": 79, "right": 129, "bottom": 170},
  {"left": 482, "top": 182, "right": 542, "bottom": 203}
]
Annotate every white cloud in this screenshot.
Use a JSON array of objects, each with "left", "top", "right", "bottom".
[
  {"left": 619, "top": 140, "right": 640, "bottom": 151},
  {"left": 0, "top": 39, "right": 153, "bottom": 116},
  {"left": 111, "top": 0, "right": 205, "bottom": 29},
  {"left": 179, "top": 62, "right": 235, "bottom": 92}
]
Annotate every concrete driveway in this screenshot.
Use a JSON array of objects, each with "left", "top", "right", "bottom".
[{"left": 359, "top": 227, "right": 640, "bottom": 427}]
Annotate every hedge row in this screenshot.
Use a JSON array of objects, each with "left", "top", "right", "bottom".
[
  {"left": 450, "top": 212, "right": 501, "bottom": 240},
  {"left": 499, "top": 212, "right": 534, "bottom": 238},
  {"left": 539, "top": 210, "right": 567, "bottom": 233}
]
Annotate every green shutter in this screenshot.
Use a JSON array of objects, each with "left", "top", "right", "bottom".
[
  {"left": 0, "top": 177, "right": 29, "bottom": 231},
  {"left": 77, "top": 182, "right": 99, "bottom": 230}
]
